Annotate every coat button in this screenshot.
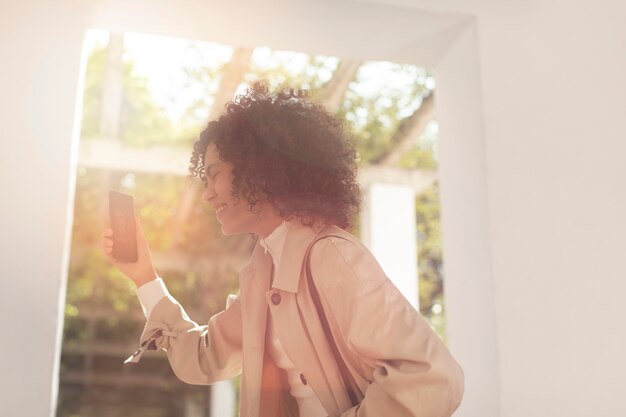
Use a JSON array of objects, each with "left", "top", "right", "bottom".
[
  {"left": 299, "top": 373, "right": 307, "bottom": 385},
  {"left": 271, "top": 292, "right": 281, "bottom": 305}
]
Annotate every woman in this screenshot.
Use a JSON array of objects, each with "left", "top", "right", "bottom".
[{"left": 102, "top": 81, "right": 464, "bottom": 417}]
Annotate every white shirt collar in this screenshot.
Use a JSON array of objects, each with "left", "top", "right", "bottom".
[{"left": 259, "top": 220, "right": 289, "bottom": 267}]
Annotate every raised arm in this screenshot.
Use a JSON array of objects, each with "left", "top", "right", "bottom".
[
  {"left": 102, "top": 217, "right": 243, "bottom": 384},
  {"left": 127, "top": 291, "right": 243, "bottom": 385}
]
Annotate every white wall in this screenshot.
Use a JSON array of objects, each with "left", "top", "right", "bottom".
[
  {"left": 435, "top": 21, "right": 500, "bottom": 416},
  {"left": 0, "top": 1, "right": 87, "bottom": 416},
  {"left": 2, "top": 1, "right": 625, "bottom": 416},
  {"left": 476, "top": 3, "right": 626, "bottom": 415},
  {"left": 375, "top": 1, "right": 626, "bottom": 414}
]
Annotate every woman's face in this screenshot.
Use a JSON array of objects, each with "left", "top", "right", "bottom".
[{"left": 202, "top": 143, "right": 282, "bottom": 237}]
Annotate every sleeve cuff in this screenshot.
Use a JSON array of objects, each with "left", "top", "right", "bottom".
[{"left": 136, "top": 277, "right": 170, "bottom": 318}]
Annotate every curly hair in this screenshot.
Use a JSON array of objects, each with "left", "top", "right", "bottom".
[{"left": 189, "top": 80, "right": 361, "bottom": 229}]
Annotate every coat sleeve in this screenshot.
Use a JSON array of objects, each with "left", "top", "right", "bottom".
[
  {"left": 125, "top": 293, "right": 243, "bottom": 385},
  {"left": 312, "top": 237, "right": 464, "bottom": 417}
]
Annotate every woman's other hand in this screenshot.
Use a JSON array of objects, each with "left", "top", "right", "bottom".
[{"left": 101, "top": 216, "right": 158, "bottom": 288}]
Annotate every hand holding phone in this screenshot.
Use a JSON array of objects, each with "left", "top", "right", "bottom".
[{"left": 103, "top": 191, "right": 158, "bottom": 287}]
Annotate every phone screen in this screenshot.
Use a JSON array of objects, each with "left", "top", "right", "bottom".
[{"left": 108, "top": 191, "right": 138, "bottom": 262}]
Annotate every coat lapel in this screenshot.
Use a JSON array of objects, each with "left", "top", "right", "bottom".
[
  {"left": 240, "top": 222, "right": 348, "bottom": 417},
  {"left": 265, "top": 223, "right": 347, "bottom": 416},
  {"left": 239, "top": 244, "right": 273, "bottom": 417},
  {"left": 271, "top": 221, "right": 324, "bottom": 294}
]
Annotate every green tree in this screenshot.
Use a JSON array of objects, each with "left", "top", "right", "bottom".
[{"left": 338, "top": 62, "right": 434, "bottom": 164}]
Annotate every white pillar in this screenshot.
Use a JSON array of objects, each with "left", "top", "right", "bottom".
[
  {"left": 361, "top": 182, "right": 418, "bottom": 309},
  {"left": 435, "top": 21, "right": 499, "bottom": 417}
]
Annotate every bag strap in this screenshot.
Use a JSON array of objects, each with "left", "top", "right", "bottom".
[{"left": 304, "top": 234, "right": 360, "bottom": 407}]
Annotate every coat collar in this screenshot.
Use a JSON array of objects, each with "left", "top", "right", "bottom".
[
  {"left": 251, "top": 219, "right": 326, "bottom": 294},
  {"left": 258, "top": 220, "right": 288, "bottom": 267}
]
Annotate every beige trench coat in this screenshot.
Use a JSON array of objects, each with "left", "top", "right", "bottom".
[{"left": 130, "top": 223, "right": 464, "bottom": 417}]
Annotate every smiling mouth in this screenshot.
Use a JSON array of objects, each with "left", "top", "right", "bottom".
[{"left": 216, "top": 204, "right": 226, "bottom": 215}]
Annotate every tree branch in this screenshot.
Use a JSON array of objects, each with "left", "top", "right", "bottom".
[
  {"left": 208, "top": 46, "right": 254, "bottom": 120},
  {"left": 372, "top": 92, "right": 436, "bottom": 165},
  {"left": 317, "top": 59, "right": 362, "bottom": 113}
]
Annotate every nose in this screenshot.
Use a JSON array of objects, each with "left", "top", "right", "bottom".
[{"left": 202, "top": 182, "right": 216, "bottom": 202}]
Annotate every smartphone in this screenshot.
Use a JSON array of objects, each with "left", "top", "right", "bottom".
[{"left": 108, "top": 191, "right": 138, "bottom": 262}]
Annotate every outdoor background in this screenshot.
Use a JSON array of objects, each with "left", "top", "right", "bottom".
[{"left": 58, "top": 30, "right": 445, "bottom": 417}]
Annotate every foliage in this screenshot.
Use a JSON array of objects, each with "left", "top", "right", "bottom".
[
  {"left": 338, "top": 62, "right": 434, "bottom": 164},
  {"left": 396, "top": 121, "right": 439, "bottom": 171},
  {"left": 414, "top": 182, "right": 446, "bottom": 340}
]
